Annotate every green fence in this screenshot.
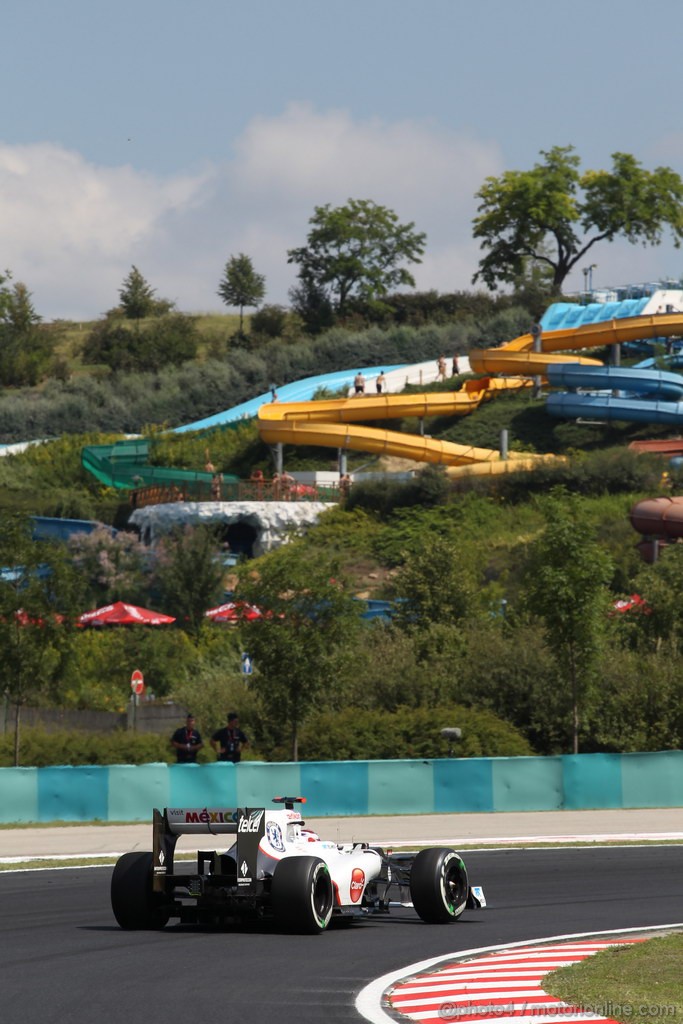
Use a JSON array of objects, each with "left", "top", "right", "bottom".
[{"left": 1, "top": 750, "right": 682, "bottom": 823}]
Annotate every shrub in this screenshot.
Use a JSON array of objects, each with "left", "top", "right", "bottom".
[
  {"left": 82, "top": 314, "right": 199, "bottom": 372},
  {"left": 295, "top": 704, "right": 533, "bottom": 761},
  {"left": 0, "top": 727, "right": 173, "bottom": 767},
  {"left": 250, "top": 304, "right": 289, "bottom": 339}
]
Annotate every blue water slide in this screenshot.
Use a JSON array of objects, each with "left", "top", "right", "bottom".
[
  {"left": 547, "top": 362, "right": 683, "bottom": 424},
  {"left": 174, "top": 364, "right": 408, "bottom": 434},
  {"left": 546, "top": 391, "right": 683, "bottom": 425},
  {"left": 540, "top": 296, "right": 650, "bottom": 332},
  {"left": 546, "top": 364, "right": 683, "bottom": 401},
  {"left": 541, "top": 303, "right": 577, "bottom": 330}
]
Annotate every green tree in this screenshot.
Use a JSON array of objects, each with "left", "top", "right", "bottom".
[
  {"left": 152, "top": 525, "right": 226, "bottom": 635},
  {"left": 472, "top": 146, "right": 683, "bottom": 292},
  {"left": 217, "top": 253, "right": 266, "bottom": 334},
  {"left": 630, "top": 544, "right": 683, "bottom": 654},
  {"left": 235, "top": 543, "right": 362, "bottom": 761},
  {"left": 520, "top": 489, "right": 613, "bottom": 754},
  {"left": 0, "top": 279, "right": 53, "bottom": 386},
  {"left": 118, "top": 266, "right": 157, "bottom": 322},
  {"left": 287, "top": 198, "right": 426, "bottom": 320},
  {"left": 250, "top": 303, "right": 288, "bottom": 340},
  {"left": 0, "top": 516, "right": 85, "bottom": 764},
  {"left": 391, "top": 535, "right": 482, "bottom": 628},
  {"left": 62, "top": 626, "right": 200, "bottom": 710},
  {"left": 0, "top": 270, "right": 11, "bottom": 318}
]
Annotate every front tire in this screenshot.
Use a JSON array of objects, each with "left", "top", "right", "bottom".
[
  {"left": 272, "top": 856, "right": 333, "bottom": 934},
  {"left": 111, "top": 852, "right": 170, "bottom": 930},
  {"left": 410, "top": 847, "right": 468, "bottom": 924}
]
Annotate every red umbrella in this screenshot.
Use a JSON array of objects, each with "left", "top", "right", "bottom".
[
  {"left": 204, "top": 601, "right": 262, "bottom": 623},
  {"left": 78, "top": 601, "right": 176, "bottom": 626},
  {"left": 610, "top": 594, "right": 650, "bottom": 616}
]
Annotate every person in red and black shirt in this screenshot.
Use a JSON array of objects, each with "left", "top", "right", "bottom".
[
  {"left": 211, "top": 712, "right": 249, "bottom": 763},
  {"left": 171, "top": 714, "right": 203, "bottom": 763}
]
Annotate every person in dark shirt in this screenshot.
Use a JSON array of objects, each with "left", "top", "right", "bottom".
[
  {"left": 211, "top": 712, "right": 249, "bottom": 763},
  {"left": 171, "top": 714, "right": 203, "bottom": 763}
]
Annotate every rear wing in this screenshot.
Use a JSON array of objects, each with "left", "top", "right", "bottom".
[{"left": 152, "top": 806, "right": 266, "bottom": 892}]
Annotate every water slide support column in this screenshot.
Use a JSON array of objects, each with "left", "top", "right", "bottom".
[
  {"left": 533, "top": 329, "right": 542, "bottom": 398},
  {"left": 610, "top": 341, "right": 622, "bottom": 397}
]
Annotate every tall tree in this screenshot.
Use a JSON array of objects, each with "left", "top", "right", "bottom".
[
  {"left": 521, "top": 489, "right": 613, "bottom": 754},
  {"left": 287, "top": 198, "right": 426, "bottom": 319},
  {"left": 391, "top": 534, "right": 481, "bottom": 629},
  {"left": 472, "top": 146, "right": 683, "bottom": 292},
  {"left": 630, "top": 544, "right": 683, "bottom": 655},
  {"left": 152, "top": 525, "right": 226, "bottom": 635},
  {"left": 0, "top": 279, "right": 52, "bottom": 386},
  {"left": 217, "top": 253, "right": 266, "bottom": 333},
  {"left": 235, "top": 543, "right": 362, "bottom": 761},
  {"left": 119, "top": 266, "right": 157, "bottom": 322},
  {"left": 0, "top": 516, "right": 84, "bottom": 765},
  {"left": 0, "top": 270, "right": 12, "bottom": 318}
]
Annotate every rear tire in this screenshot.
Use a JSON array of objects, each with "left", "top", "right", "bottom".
[
  {"left": 111, "top": 852, "right": 170, "bottom": 930},
  {"left": 410, "top": 847, "right": 468, "bottom": 924},
  {"left": 272, "top": 856, "right": 333, "bottom": 934}
]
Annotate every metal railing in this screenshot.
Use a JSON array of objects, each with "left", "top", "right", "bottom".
[{"left": 131, "top": 479, "right": 344, "bottom": 509}]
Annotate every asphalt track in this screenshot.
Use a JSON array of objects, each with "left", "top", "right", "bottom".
[{"left": 1, "top": 811, "right": 682, "bottom": 1024}]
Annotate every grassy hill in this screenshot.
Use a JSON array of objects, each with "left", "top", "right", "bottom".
[{"left": 3, "top": 305, "right": 683, "bottom": 763}]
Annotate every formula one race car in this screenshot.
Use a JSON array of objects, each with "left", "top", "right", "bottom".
[{"left": 111, "top": 797, "right": 485, "bottom": 934}]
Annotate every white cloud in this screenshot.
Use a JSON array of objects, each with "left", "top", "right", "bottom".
[
  {"left": 3, "top": 107, "right": 683, "bottom": 322},
  {"left": 0, "top": 142, "right": 210, "bottom": 318},
  {"left": 0, "top": 108, "right": 504, "bottom": 319},
  {"left": 228, "top": 103, "right": 501, "bottom": 297}
]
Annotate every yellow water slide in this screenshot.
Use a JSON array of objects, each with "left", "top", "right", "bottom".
[
  {"left": 257, "top": 313, "right": 683, "bottom": 476},
  {"left": 258, "top": 377, "right": 547, "bottom": 476},
  {"left": 469, "top": 311, "right": 683, "bottom": 373}
]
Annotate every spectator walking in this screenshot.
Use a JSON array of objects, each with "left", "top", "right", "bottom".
[
  {"left": 436, "top": 355, "right": 447, "bottom": 381},
  {"left": 339, "top": 472, "right": 352, "bottom": 499},
  {"left": 211, "top": 469, "right": 223, "bottom": 500},
  {"left": 171, "top": 714, "right": 203, "bottom": 763},
  {"left": 353, "top": 371, "right": 366, "bottom": 394},
  {"left": 211, "top": 712, "right": 249, "bottom": 763},
  {"left": 452, "top": 354, "right": 460, "bottom": 376},
  {"left": 376, "top": 371, "right": 386, "bottom": 394}
]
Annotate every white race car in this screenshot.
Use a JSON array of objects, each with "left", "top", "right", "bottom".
[{"left": 111, "top": 797, "right": 485, "bottom": 934}]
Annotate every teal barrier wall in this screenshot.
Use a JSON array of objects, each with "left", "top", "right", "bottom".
[{"left": 1, "top": 750, "right": 682, "bottom": 823}]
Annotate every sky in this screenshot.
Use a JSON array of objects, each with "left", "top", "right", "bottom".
[{"left": 3, "top": 0, "right": 683, "bottom": 321}]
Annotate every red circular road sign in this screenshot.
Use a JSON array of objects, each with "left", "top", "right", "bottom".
[{"left": 130, "top": 669, "right": 145, "bottom": 695}]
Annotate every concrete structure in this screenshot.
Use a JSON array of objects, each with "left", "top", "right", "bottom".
[{"left": 129, "top": 499, "right": 335, "bottom": 557}]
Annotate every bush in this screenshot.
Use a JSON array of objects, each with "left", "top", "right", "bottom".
[
  {"left": 347, "top": 465, "right": 449, "bottom": 515},
  {"left": 250, "top": 304, "right": 289, "bottom": 339},
  {"left": 296, "top": 704, "right": 533, "bottom": 761},
  {"left": 0, "top": 727, "right": 173, "bottom": 767},
  {"left": 82, "top": 314, "right": 199, "bottom": 372}
]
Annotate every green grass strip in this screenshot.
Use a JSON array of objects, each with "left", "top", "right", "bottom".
[{"left": 546, "top": 934, "right": 683, "bottom": 1023}]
